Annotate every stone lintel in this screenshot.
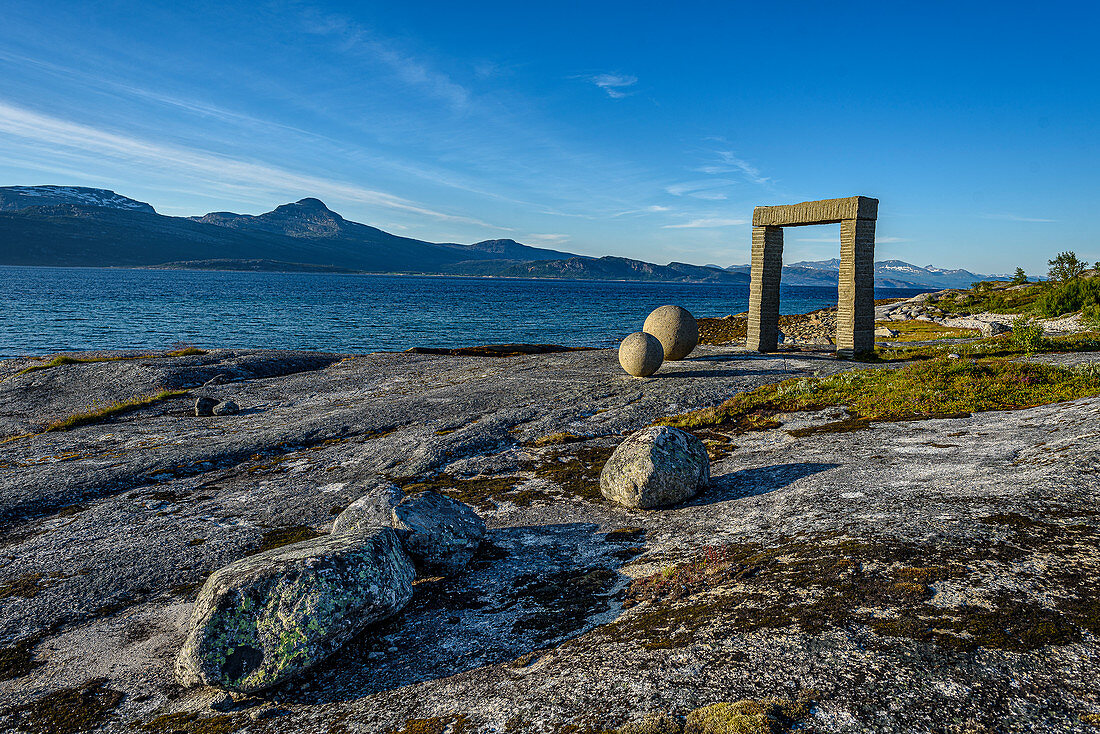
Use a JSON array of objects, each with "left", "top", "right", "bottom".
[{"left": 752, "top": 196, "right": 879, "bottom": 227}]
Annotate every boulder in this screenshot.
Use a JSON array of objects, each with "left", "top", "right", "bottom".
[
  {"left": 643, "top": 305, "right": 699, "bottom": 361},
  {"left": 333, "top": 487, "right": 486, "bottom": 574},
  {"left": 330, "top": 483, "right": 404, "bottom": 535},
  {"left": 194, "top": 397, "right": 217, "bottom": 417},
  {"left": 981, "top": 321, "right": 1011, "bottom": 337},
  {"left": 212, "top": 400, "right": 240, "bottom": 416},
  {"left": 392, "top": 491, "right": 487, "bottom": 574},
  {"left": 175, "top": 527, "right": 414, "bottom": 693},
  {"left": 599, "top": 426, "right": 710, "bottom": 509},
  {"left": 874, "top": 326, "right": 899, "bottom": 338},
  {"left": 618, "top": 332, "right": 664, "bottom": 378}
]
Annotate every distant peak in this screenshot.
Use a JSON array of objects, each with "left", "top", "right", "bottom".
[
  {"left": 268, "top": 198, "right": 342, "bottom": 221},
  {"left": 294, "top": 197, "right": 331, "bottom": 210}
]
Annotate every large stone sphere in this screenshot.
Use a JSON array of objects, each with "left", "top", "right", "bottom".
[
  {"left": 643, "top": 305, "right": 699, "bottom": 361},
  {"left": 618, "top": 331, "right": 664, "bottom": 377}
]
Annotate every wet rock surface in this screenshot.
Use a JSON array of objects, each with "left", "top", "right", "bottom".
[{"left": 0, "top": 344, "right": 1098, "bottom": 732}]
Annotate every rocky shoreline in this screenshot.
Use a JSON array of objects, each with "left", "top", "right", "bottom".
[{"left": 1, "top": 324, "right": 1099, "bottom": 732}]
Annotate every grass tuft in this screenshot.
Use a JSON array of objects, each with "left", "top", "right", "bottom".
[{"left": 44, "top": 390, "right": 189, "bottom": 432}]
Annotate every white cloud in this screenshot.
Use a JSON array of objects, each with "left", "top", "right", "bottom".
[
  {"left": 665, "top": 179, "right": 738, "bottom": 198},
  {"left": 663, "top": 218, "right": 748, "bottom": 229},
  {"left": 584, "top": 73, "right": 638, "bottom": 99},
  {"left": 693, "top": 150, "right": 770, "bottom": 186},
  {"left": 982, "top": 213, "right": 1056, "bottom": 223},
  {"left": 0, "top": 100, "right": 504, "bottom": 228},
  {"left": 527, "top": 233, "right": 571, "bottom": 243}
]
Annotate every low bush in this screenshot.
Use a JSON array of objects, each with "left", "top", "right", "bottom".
[
  {"left": 1033, "top": 278, "right": 1100, "bottom": 318},
  {"left": 1011, "top": 317, "right": 1045, "bottom": 353}
]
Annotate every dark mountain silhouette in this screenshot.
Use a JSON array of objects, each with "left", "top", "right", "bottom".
[{"left": 0, "top": 186, "right": 743, "bottom": 281}]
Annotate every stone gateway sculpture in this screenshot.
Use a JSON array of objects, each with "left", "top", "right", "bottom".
[{"left": 747, "top": 196, "right": 878, "bottom": 356}]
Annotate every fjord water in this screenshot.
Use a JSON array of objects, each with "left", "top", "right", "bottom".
[{"left": 0, "top": 266, "right": 928, "bottom": 357}]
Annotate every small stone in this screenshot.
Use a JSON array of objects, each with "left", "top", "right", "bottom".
[
  {"left": 981, "top": 321, "right": 1011, "bottom": 337},
  {"left": 211, "top": 400, "right": 239, "bottom": 416},
  {"left": 643, "top": 305, "right": 699, "bottom": 361},
  {"left": 618, "top": 332, "right": 664, "bottom": 378},
  {"left": 175, "top": 527, "right": 414, "bottom": 693},
  {"left": 194, "top": 397, "right": 217, "bottom": 417},
  {"left": 875, "top": 326, "right": 899, "bottom": 338},
  {"left": 599, "top": 426, "right": 710, "bottom": 509}
]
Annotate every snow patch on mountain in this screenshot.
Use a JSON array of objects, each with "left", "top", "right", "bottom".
[{"left": 0, "top": 186, "right": 156, "bottom": 213}]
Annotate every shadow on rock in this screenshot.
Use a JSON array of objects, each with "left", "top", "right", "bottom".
[
  {"left": 268, "top": 522, "right": 627, "bottom": 704},
  {"left": 687, "top": 462, "right": 839, "bottom": 506}
]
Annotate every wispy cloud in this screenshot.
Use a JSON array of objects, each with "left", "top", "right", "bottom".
[
  {"left": 526, "top": 233, "right": 571, "bottom": 243},
  {"left": 665, "top": 179, "right": 738, "bottom": 199},
  {"left": 298, "top": 7, "right": 470, "bottom": 109},
  {"left": 0, "top": 100, "right": 505, "bottom": 228},
  {"left": 663, "top": 217, "right": 748, "bottom": 229},
  {"left": 582, "top": 73, "right": 638, "bottom": 99},
  {"left": 982, "top": 213, "right": 1056, "bottom": 223},
  {"left": 695, "top": 150, "right": 769, "bottom": 185}
]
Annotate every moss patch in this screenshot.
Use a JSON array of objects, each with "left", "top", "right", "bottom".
[
  {"left": 45, "top": 390, "right": 190, "bottom": 432},
  {"left": 6, "top": 678, "right": 124, "bottom": 734},
  {"left": 250, "top": 525, "right": 324, "bottom": 554},
  {"left": 607, "top": 524, "right": 1100, "bottom": 653},
  {"left": 0, "top": 636, "right": 42, "bottom": 681},
  {"left": 522, "top": 444, "right": 616, "bottom": 504},
  {"left": 510, "top": 567, "right": 620, "bottom": 646},
  {"left": 683, "top": 695, "right": 812, "bottom": 734},
  {"left": 395, "top": 474, "right": 537, "bottom": 511},
  {"left": 0, "top": 572, "right": 45, "bottom": 599},
  {"left": 137, "top": 712, "right": 238, "bottom": 734},
  {"left": 389, "top": 715, "right": 471, "bottom": 734}
]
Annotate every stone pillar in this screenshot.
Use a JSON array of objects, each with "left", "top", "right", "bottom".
[
  {"left": 836, "top": 217, "right": 876, "bottom": 356},
  {"left": 746, "top": 225, "right": 783, "bottom": 352}
]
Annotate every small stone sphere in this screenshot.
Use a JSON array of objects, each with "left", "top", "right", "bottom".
[
  {"left": 618, "top": 331, "right": 664, "bottom": 377},
  {"left": 643, "top": 305, "right": 699, "bottom": 361}
]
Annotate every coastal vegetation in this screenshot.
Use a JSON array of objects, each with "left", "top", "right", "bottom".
[
  {"left": 659, "top": 355, "right": 1100, "bottom": 433},
  {"left": 43, "top": 389, "right": 189, "bottom": 432},
  {"left": 11, "top": 348, "right": 206, "bottom": 378}
]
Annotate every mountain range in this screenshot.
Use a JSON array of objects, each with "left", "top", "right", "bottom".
[{"left": 0, "top": 186, "right": 1002, "bottom": 287}]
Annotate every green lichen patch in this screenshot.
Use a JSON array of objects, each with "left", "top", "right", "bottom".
[
  {"left": 0, "top": 636, "right": 42, "bottom": 681},
  {"left": 5, "top": 678, "right": 124, "bottom": 734},
  {"left": 617, "top": 713, "right": 683, "bottom": 734},
  {"left": 0, "top": 572, "right": 45, "bottom": 599},
  {"left": 136, "top": 712, "right": 237, "bottom": 734},
  {"left": 606, "top": 528, "right": 1100, "bottom": 654},
  {"left": 250, "top": 526, "right": 324, "bottom": 555}
]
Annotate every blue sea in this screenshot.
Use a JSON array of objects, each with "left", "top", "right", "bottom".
[{"left": 0, "top": 266, "right": 929, "bottom": 357}]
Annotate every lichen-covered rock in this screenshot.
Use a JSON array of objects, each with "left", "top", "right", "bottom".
[
  {"left": 330, "top": 482, "right": 404, "bottom": 535},
  {"left": 175, "top": 527, "right": 414, "bottom": 692},
  {"left": 981, "top": 321, "right": 1012, "bottom": 337},
  {"left": 600, "top": 426, "right": 709, "bottom": 509},
  {"left": 392, "top": 491, "right": 487, "bottom": 574}
]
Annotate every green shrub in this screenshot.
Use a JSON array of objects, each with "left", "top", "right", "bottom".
[
  {"left": 1033, "top": 278, "right": 1100, "bottom": 317},
  {"left": 1011, "top": 317, "right": 1045, "bottom": 352}
]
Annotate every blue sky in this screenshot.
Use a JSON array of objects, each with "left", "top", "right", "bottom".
[{"left": 0, "top": 1, "right": 1096, "bottom": 273}]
